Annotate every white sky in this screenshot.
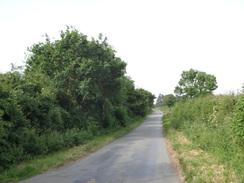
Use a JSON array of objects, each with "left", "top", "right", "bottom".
[{"left": 0, "top": 0, "right": 244, "bottom": 97}]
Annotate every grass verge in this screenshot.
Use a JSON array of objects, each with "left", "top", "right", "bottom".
[
  {"left": 162, "top": 107, "right": 242, "bottom": 183},
  {"left": 0, "top": 115, "right": 148, "bottom": 183},
  {"left": 166, "top": 129, "right": 240, "bottom": 183}
]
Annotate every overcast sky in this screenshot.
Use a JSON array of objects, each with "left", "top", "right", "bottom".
[{"left": 0, "top": 0, "right": 244, "bottom": 97}]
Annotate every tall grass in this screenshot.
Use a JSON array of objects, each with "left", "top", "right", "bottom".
[{"left": 164, "top": 94, "right": 244, "bottom": 182}]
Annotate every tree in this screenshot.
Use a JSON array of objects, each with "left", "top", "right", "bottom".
[
  {"left": 126, "top": 88, "right": 155, "bottom": 116},
  {"left": 0, "top": 27, "right": 158, "bottom": 170},
  {"left": 155, "top": 94, "right": 164, "bottom": 107},
  {"left": 163, "top": 94, "right": 177, "bottom": 107},
  {"left": 174, "top": 69, "right": 217, "bottom": 99},
  {"left": 26, "top": 26, "right": 127, "bottom": 120}
]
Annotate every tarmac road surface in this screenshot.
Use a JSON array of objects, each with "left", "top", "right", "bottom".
[{"left": 20, "top": 110, "right": 181, "bottom": 183}]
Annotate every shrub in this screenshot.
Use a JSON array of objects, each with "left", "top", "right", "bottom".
[
  {"left": 114, "top": 106, "right": 129, "bottom": 127},
  {"left": 232, "top": 95, "right": 244, "bottom": 144},
  {"left": 21, "top": 128, "right": 47, "bottom": 155},
  {"left": 45, "top": 131, "right": 65, "bottom": 153},
  {"left": 166, "top": 94, "right": 244, "bottom": 181}
]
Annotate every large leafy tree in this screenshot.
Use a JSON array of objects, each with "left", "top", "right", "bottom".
[
  {"left": 0, "top": 27, "right": 157, "bottom": 170},
  {"left": 26, "top": 27, "right": 126, "bottom": 117},
  {"left": 174, "top": 69, "right": 217, "bottom": 99}
]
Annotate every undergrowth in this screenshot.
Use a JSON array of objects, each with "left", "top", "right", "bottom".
[
  {"left": 163, "top": 94, "right": 244, "bottom": 183},
  {"left": 0, "top": 115, "right": 148, "bottom": 183}
]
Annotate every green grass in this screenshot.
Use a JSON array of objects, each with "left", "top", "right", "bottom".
[
  {"left": 161, "top": 95, "right": 244, "bottom": 183},
  {"left": 0, "top": 115, "right": 148, "bottom": 183},
  {"left": 165, "top": 128, "right": 240, "bottom": 183}
]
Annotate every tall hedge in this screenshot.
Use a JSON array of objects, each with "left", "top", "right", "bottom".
[{"left": 0, "top": 27, "right": 155, "bottom": 171}]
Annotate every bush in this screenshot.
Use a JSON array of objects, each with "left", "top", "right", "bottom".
[
  {"left": 166, "top": 94, "right": 244, "bottom": 181},
  {"left": 114, "top": 106, "right": 129, "bottom": 127},
  {"left": 232, "top": 95, "right": 244, "bottom": 144},
  {"left": 0, "top": 83, "right": 28, "bottom": 169},
  {"left": 0, "top": 27, "right": 155, "bottom": 172},
  {"left": 21, "top": 128, "right": 47, "bottom": 155},
  {"left": 62, "top": 128, "right": 93, "bottom": 148}
]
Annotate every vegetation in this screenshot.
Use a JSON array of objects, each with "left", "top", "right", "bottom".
[
  {"left": 0, "top": 115, "right": 147, "bottom": 183},
  {"left": 162, "top": 94, "right": 244, "bottom": 182},
  {"left": 155, "top": 94, "right": 164, "bottom": 107},
  {"left": 0, "top": 27, "right": 155, "bottom": 173},
  {"left": 155, "top": 94, "right": 165, "bottom": 107},
  {"left": 163, "top": 94, "right": 177, "bottom": 107},
  {"left": 156, "top": 69, "right": 243, "bottom": 182},
  {"left": 155, "top": 94, "right": 177, "bottom": 108},
  {"left": 174, "top": 69, "right": 218, "bottom": 99},
  {"left": 156, "top": 68, "right": 217, "bottom": 108}
]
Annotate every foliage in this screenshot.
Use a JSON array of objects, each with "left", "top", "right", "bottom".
[
  {"left": 126, "top": 88, "right": 155, "bottom": 117},
  {"left": 26, "top": 26, "right": 126, "bottom": 118},
  {"left": 164, "top": 127, "right": 240, "bottom": 183},
  {"left": 232, "top": 95, "right": 244, "bottom": 144},
  {"left": 155, "top": 94, "right": 177, "bottom": 107},
  {"left": 163, "top": 94, "right": 177, "bottom": 107},
  {"left": 155, "top": 94, "right": 164, "bottom": 107},
  {"left": 164, "top": 94, "right": 244, "bottom": 182},
  {"left": 0, "top": 27, "right": 155, "bottom": 171},
  {"left": 0, "top": 70, "right": 64, "bottom": 169},
  {"left": 114, "top": 106, "right": 129, "bottom": 127},
  {"left": 0, "top": 115, "right": 147, "bottom": 183},
  {"left": 174, "top": 69, "right": 217, "bottom": 99}
]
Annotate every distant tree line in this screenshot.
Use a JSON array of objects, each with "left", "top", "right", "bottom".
[
  {"left": 155, "top": 94, "right": 177, "bottom": 107},
  {"left": 0, "top": 27, "right": 155, "bottom": 170}
]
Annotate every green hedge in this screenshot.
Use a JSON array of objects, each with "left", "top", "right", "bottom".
[{"left": 167, "top": 94, "right": 244, "bottom": 181}]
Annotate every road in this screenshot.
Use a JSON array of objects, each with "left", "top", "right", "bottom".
[{"left": 20, "top": 110, "right": 181, "bottom": 183}]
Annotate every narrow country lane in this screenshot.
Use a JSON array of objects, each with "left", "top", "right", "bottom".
[{"left": 20, "top": 110, "right": 181, "bottom": 183}]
